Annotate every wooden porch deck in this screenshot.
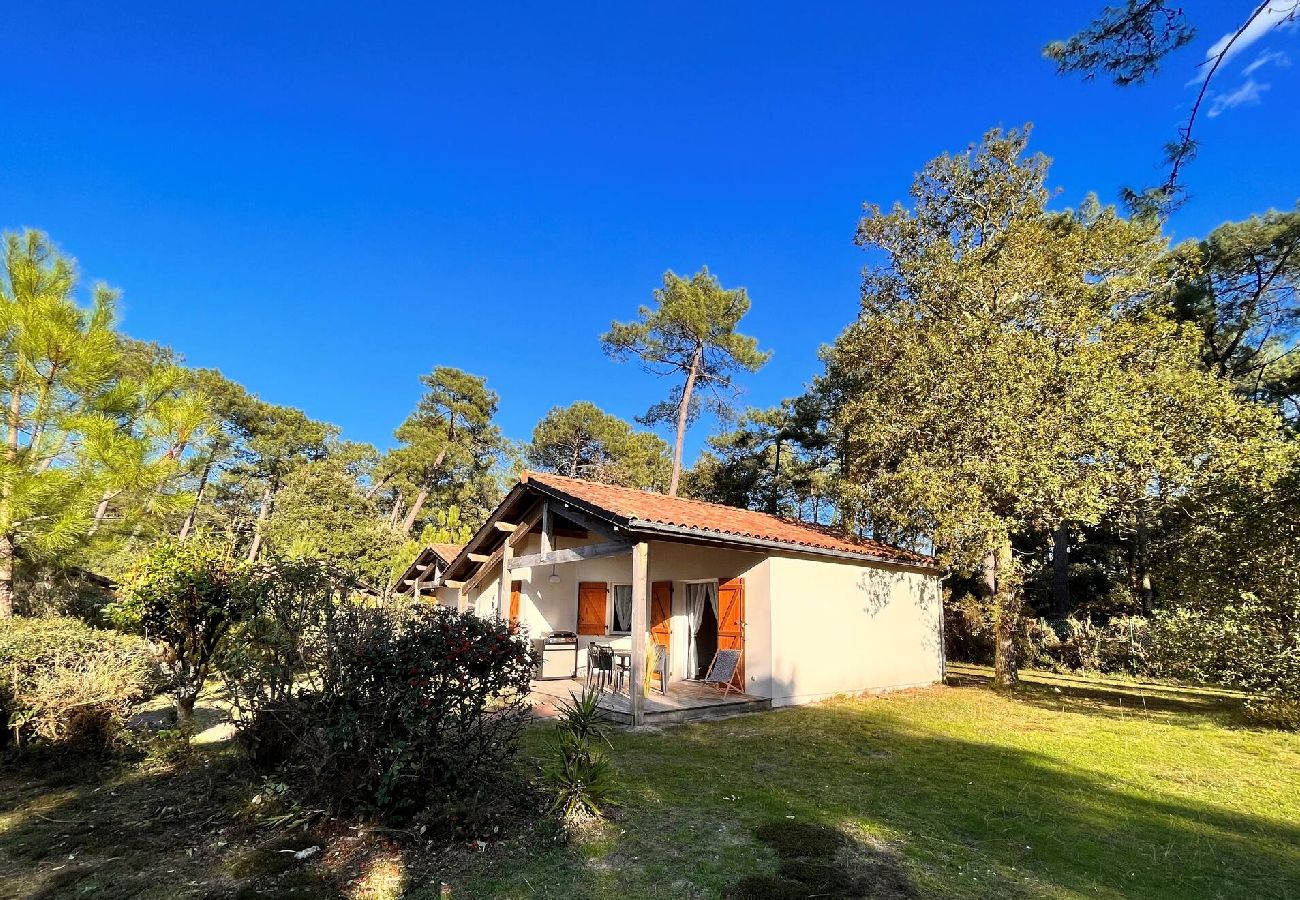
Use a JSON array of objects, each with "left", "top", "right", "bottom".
[{"left": 530, "top": 677, "right": 771, "bottom": 725}]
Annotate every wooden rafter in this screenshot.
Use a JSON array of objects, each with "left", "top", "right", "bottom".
[{"left": 507, "top": 540, "right": 632, "bottom": 571}]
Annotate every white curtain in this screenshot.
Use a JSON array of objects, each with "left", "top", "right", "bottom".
[
  {"left": 684, "top": 582, "right": 715, "bottom": 679},
  {"left": 611, "top": 584, "right": 633, "bottom": 633}
]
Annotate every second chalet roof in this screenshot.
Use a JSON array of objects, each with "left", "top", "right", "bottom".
[
  {"left": 428, "top": 542, "right": 466, "bottom": 564},
  {"left": 520, "top": 471, "right": 935, "bottom": 568}
]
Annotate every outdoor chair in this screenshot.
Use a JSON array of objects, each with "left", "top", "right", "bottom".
[
  {"left": 586, "top": 644, "right": 615, "bottom": 692},
  {"left": 651, "top": 644, "right": 669, "bottom": 695},
  {"left": 703, "top": 648, "right": 744, "bottom": 698}
]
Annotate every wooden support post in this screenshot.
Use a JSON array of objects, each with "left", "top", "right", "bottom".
[
  {"left": 496, "top": 538, "right": 514, "bottom": 619},
  {"left": 540, "top": 501, "right": 552, "bottom": 555},
  {"left": 629, "top": 541, "right": 649, "bottom": 727}
]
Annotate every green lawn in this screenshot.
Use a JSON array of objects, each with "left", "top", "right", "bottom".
[
  {"left": 442, "top": 668, "right": 1300, "bottom": 899},
  {"left": 2, "top": 670, "right": 1297, "bottom": 899}
]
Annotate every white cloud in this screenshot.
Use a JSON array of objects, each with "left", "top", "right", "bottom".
[
  {"left": 1208, "top": 77, "right": 1270, "bottom": 116},
  {"left": 1243, "top": 48, "right": 1291, "bottom": 75},
  {"left": 1206, "top": 1, "right": 1299, "bottom": 63}
]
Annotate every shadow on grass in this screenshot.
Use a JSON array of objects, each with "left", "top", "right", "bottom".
[
  {"left": 444, "top": 686, "right": 1300, "bottom": 899},
  {"left": 0, "top": 745, "right": 338, "bottom": 900},
  {"left": 945, "top": 668, "right": 1249, "bottom": 725},
  {"left": 727, "top": 821, "right": 919, "bottom": 899},
  {"left": 6, "top": 681, "right": 1297, "bottom": 900}
]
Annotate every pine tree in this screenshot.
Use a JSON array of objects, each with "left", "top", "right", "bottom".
[
  {"left": 601, "top": 268, "right": 770, "bottom": 496},
  {"left": 0, "top": 232, "right": 131, "bottom": 615},
  {"left": 525, "top": 400, "right": 671, "bottom": 490},
  {"left": 385, "top": 367, "right": 503, "bottom": 534}
]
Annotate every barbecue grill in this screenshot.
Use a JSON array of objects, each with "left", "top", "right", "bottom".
[{"left": 534, "top": 631, "right": 578, "bottom": 680}]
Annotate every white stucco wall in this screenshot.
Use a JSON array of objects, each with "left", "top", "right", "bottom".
[
  {"left": 766, "top": 554, "right": 943, "bottom": 706},
  {"left": 462, "top": 531, "right": 940, "bottom": 705}
]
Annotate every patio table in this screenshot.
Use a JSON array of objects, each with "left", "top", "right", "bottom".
[{"left": 611, "top": 649, "right": 632, "bottom": 692}]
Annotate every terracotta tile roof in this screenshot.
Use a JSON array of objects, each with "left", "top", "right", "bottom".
[
  {"left": 520, "top": 471, "right": 935, "bottom": 567},
  {"left": 429, "top": 542, "right": 466, "bottom": 564}
]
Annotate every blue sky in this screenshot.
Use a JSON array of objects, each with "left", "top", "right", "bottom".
[{"left": 2, "top": 3, "right": 1298, "bottom": 465}]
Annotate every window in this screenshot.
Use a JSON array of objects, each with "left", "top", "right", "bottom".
[{"left": 610, "top": 584, "right": 633, "bottom": 634}]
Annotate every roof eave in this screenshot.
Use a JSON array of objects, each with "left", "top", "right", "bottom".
[
  {"left": 625, "top": 519, "right": 940, "bottom": 571},
  {"left": 443, "top": 482, "right": 535, "bottom": 579}
]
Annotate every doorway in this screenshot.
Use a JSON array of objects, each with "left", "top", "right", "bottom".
[
  {"left": 684, "top": 580, "right": 720, "bottom": 680},
  {"left": 693, "top": 599, "right": 718, "bottom": 679}
]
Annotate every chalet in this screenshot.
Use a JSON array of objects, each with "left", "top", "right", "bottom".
[
  {"left": 429, "top": 472, "right": 943, "bottom": 725},
  {"left": 396, "top": 542, "right": 466, "bottom": 599}
]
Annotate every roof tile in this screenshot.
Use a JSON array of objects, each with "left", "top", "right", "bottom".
[{"left": 522, "top": 471, "right": 933, "bottom": 566}]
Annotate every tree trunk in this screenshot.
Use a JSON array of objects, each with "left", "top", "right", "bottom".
[
  {"left": 179, "top": 457, "right": 214, "bottom": 541},
  {"left": 1051, "top": 521, "right": 1071, "bottom": 619},
  {"left": 0, "top": 385, "right": 20, "bottom": 618},
  {"left": 400, "top": 485, "right": 431, "bottom": 534},
  {"left": 177, "top": 693, "right": 196, "bottom": 728},
  {"left": 1134, "top": 518, "right": 1154, "bottom": 613},
  {"left": 770, "top": 437, "right": 782, "bottom": 513},
  {"left": 668, "top": 347, "right": 702, "bottom": 497},
  {"left": 400, "top": 446, "right": 448, "bottom": 534},
  {"left": 88, "top": 489, "right": 122, "bottom": 536},
  {"left": 0, "top": 531, "right": 14, "bottom": 619},
  {"left": 246, "top": 477, "right": 278, "bottom": 563},
  {"left": 988, "top": 541, "right": 1019, "bottom": 688},
  {"left": 364, "top": 472, "right": 391, "bottom": 501}
]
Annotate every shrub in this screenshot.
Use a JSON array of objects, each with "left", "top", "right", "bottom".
[
  {"left": 0, "top": 616, "right": 155, "bottom": 751},
  {"left": 107, "top": 540, "right": 264, "bottom": 725},
  {"left": 218, "top": 559, "right": 340, "bottom": 721},
  {"left": 1245, "top": 694, "right": 1300, "bottom": 731},
  {"left": 229, "top": 601, "right": 536, "bottom": 824},
  {"left": 946, "top": 593, "right": 1156, "bottom": 679}
]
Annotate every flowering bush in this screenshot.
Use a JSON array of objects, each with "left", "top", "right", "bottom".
[
  {"left": 232, "top": 602, "right": 537, "bottom": 823},
  {"left": 0, "top": 616, "right": 156, "bottom": 751}
]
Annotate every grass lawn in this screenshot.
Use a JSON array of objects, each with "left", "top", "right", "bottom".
[
  {"left": 444, "top": 668, "right": 1300, "bottom": 899},
  {"left": 2, "top": 669, "right": 1297, "bottom": 899}
]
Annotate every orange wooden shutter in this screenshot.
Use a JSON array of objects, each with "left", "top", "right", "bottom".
[
  {"left": 650, "top": 581, "right": 672, "bottom": 651},
  {"left": 577, "top": 582, "right": 607, "bottom": 635},
  {"left": 509, "top": 580, "right": 523, "bottom": 628},
  {"left": 717, "top": 577, "right": 745, "bottom": 687}
]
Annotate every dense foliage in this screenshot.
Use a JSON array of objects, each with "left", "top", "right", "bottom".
[
  {"left": 0, "top": 616, "right": 155, "bottom": 750},
  {"left": 0, "top": 232, "right": 206, "bottom": 617},
  {"left": 821, "top": 128, "right": 1277, "bottom": 684},
  {"left": 229, "top": 602, "right": 536, "bottom": 824},
  {"left": 108, "top": 540, "right": 264, "bottom": 724},
  {"left": 525, "top": 400, "right": 671, "bottom": 489}
]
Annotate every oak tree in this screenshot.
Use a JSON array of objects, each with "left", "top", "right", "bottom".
[{"left": 825, "top": 128, "right": 1277, "bottom": 685}]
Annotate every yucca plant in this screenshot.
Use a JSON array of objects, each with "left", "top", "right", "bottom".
[{"left": 543, "top": 688, "right": 616, "bottom": 821}]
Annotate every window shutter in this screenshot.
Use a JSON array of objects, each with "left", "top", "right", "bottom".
[{"left": 577, "top": 582, "right": 607, "bottom": 635}]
